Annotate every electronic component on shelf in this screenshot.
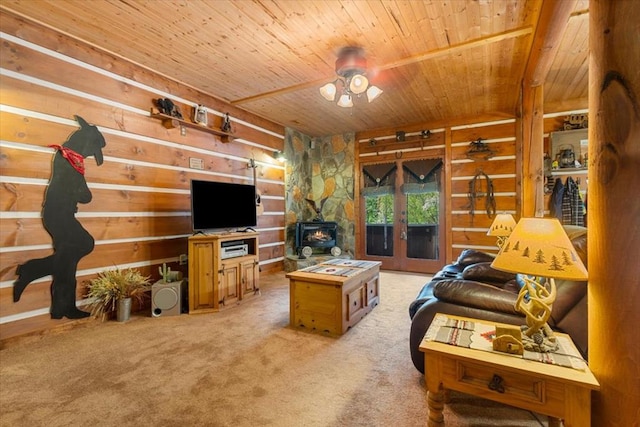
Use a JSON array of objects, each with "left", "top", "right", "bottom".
[{"left": 221, "top": 241, "right": 248, "bottom": 259}]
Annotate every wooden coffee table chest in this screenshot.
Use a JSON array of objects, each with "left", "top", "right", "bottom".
[{"left": 286, "top": 260, "right": 381, "bottom": 335}]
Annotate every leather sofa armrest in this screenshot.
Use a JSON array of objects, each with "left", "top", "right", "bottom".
[
  {"left": 432, "top": 280, "right": 520, "bottom": 315},
  {"left": 408, "top": 281, "right": 435, "bottom": 319}
]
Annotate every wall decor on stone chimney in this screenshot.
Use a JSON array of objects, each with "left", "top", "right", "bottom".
[
  {"left": 304, "top": 197, "right": 327, "bottom": 222},
  {"left": 13, "top": 116, "right": 107, "bottom": 319}
]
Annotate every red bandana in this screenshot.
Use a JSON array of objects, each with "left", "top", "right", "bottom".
[{"left": 48, "top": 145, "right": 85, "bottom": 175}]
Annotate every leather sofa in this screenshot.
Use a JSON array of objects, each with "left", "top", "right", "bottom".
[{"left": 408, "top": 225, "right": 588, "bottom": 374}]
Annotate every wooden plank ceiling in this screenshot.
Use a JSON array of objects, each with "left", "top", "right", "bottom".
[{"left": 0, "top": 0, "right": 589, "bottom": 137}]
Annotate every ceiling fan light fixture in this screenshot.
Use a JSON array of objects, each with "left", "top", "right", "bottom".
[
  {"left": 321, "top": 46, "right": 381, "bottom": 106},
  {"left": 366, "top": 85, "right": 383, "bottom": 102},
  {"left": 319, "top": 82, "right": 337, "bottom": 101},
  {"left": 349, "top": 74, "right": 369, "bottom": 94},
  {"left": 337, "top": 93, "right": 353, "bottom": 108}
]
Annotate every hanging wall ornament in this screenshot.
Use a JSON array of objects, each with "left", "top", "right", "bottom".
[
  {"left": 467, "top": 169, "right": 496, "bottom": 222},
  {"left": 466, "top": 138, "right": 495, "bottom": 160},
  {"left": 221, "top": 112, "right": 232, "bottom": 133}
]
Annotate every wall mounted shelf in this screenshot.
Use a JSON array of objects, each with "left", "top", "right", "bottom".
[
  {"left": 150, "top": 108, "right": 234, "bottom": 142},
  {"left": 551, "top": 168, "right": 588, "bottom": 175}
]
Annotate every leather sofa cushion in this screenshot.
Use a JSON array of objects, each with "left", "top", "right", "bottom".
[
  {"left": 456, "top": 249, "right": 496, "bottom": 267},
  {"left": 549, "top": 279, "right": 587, "bottom": 326},
  {"left": 432, "top": 280, "right": 521, "bottom": 315},
  {"left": 462, "top": 262, "right": 517, "bottom": 285}
]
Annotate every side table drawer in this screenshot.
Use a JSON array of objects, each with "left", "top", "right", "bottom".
[{"left": 450, "top": 359, "right": 545, "bottom": 406}]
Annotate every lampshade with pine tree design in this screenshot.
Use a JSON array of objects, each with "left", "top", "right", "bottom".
[{"left": 490, "top": 218, "right": 588, "bottom": 281}]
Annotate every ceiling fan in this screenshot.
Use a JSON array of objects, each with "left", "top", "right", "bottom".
[{"left": 319, "top": 47, "right": 383, "bottom": 107}]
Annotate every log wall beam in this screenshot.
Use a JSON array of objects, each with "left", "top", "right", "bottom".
[
  {"left": 589, "top": 0, "right": 640, "bottom": 424},
  {"left": 519, "top": 0, "right": 577, "bottom": 217}
]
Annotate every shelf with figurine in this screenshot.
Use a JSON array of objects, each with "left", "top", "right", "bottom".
[{"left": 150, "top": 99, "right": 234, "bottom": 143}]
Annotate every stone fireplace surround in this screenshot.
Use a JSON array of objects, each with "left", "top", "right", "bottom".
[{"left": 283, "top": 129, "right": 355, "bottom": 272}]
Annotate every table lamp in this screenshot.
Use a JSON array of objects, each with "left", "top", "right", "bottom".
[
  {"left": 487, "top": 213, "right": 516, "bottom": 249},
  {"left": 490, "top": 218, "right": 588, "bottom": 352}
]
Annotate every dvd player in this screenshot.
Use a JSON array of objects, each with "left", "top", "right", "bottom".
[{"left": 221, "top": 243, "right": 248, "bottom": 259}]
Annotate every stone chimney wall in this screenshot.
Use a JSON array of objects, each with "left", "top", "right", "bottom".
[{"left": 283, "top": 128, "right": 356, "bottom": 261}]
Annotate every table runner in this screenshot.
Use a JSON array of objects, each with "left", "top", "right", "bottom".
[
  {"left": 298, "top": 264, "right": 362, "bottom": 277},
  {"left": 423, "top": 313, "right": 588, "bottom": 371},
  {"left": 322, "top": 259, "right": 380, "bottom": 269},
  {"left": 298, "top": 259, "right": 379, "bottom": 277}
]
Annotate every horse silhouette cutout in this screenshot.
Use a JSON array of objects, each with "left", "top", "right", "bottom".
[{"left": 13, "top": 116, "right": 106, "bottom": 319}]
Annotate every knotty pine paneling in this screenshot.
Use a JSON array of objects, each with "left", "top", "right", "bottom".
[
  {"left": 258, "top": 198, "right": 285, "bottom": 216},
  {"left": 451, "top": 196, "right": 517, "bottom": 213},
  {"left": 1, "top": 216, "right": 193, "bottom": 248},
  {"left": 0, "top": 13, "right": 285, "bottom": 341},
  {"left": 451, "top": 122, "right": 517, "bottom": 143},
  {"left": 452, "top": 213, "right": 509, "bottom": 229},
  {"left": 1, "top": 239, "right": 188, "bottom": 283},
  {"left": 452, "top": 231, "right": 502, "bottom": 250},
  {"left": 358, "top": 132, "right": 446, "bottom": 156},
  {"left": 451, "top": 158, "right": 517, "bottom": 177},
  {"left": 0, "top": 182, "right": 191, "bottom": 214},
  {"left": 450, "top": 121, "right": 517, "bottom": 255},
  {"left": 256, "top": 214, "right": 286, "bottom": 229},
  {"left": 451, "top": 177, "right": 516, "bottom": 194}
]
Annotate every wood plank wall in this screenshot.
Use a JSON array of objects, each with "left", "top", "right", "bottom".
[
  {"left": 356, "top": 118, "right": 519, "bottom": 265},
  {"left": 356, "top": 109, "right": 588, "bottom": 265},
  {"left": 0, "top": 12, "right": 286, "bottom": 342}
]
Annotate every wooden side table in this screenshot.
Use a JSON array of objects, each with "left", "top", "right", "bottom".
[{"left": 419, "top": 314, "right": 599, "bottom": 427}]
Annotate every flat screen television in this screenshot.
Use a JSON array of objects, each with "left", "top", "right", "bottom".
[{"left": 190, "top": 179, "right": 257, "bottom": 232}]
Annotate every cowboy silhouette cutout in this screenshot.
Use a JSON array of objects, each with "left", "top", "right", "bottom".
[{"left": 13, "top": 116, "right": 106, "bottom": 319}]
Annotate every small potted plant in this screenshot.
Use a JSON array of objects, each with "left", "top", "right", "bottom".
[
  {"left": 156, "top": 262, "right": 183, "bottom": 284},
  {"left": 85, "top": 267, "right": 151, "bottom": 322}
]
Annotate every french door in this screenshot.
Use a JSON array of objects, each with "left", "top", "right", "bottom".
[{"left": 360, "top": 158, "right": 444, "bottom": 273}]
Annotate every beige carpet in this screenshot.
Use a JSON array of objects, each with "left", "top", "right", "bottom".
[{"left": 0, "top": 271, "right": 547, "bottom": 427}]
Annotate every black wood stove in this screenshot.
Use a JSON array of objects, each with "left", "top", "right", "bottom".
[{"left": 295, "top": 221, "right": 338, "bottom": 254}]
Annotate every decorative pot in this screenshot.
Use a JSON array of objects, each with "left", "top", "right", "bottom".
[{"left": 117, "top": 297, "right": 132, "bottom": 322}]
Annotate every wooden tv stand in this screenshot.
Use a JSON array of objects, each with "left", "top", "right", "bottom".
[{"left": 187, "top": 231, "right": 259, "bottom": 314}]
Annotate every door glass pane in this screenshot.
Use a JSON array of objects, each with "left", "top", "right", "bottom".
[
  {"left": 402, "top": 160, "right": 442, "bottom": 260},
  {"left": 362, "top": 163, "right": 397, "bottom": 257}
]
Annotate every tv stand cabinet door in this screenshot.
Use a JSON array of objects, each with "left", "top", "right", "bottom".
[
  {"left": 219, "top": 263, "right": 240, "bottom": 308},
  {"left": 188, "top": 241, "right": 216, "bottom": 313},
  {"left": 240, "top": 259, "right": 260, "bottom": 300}
]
